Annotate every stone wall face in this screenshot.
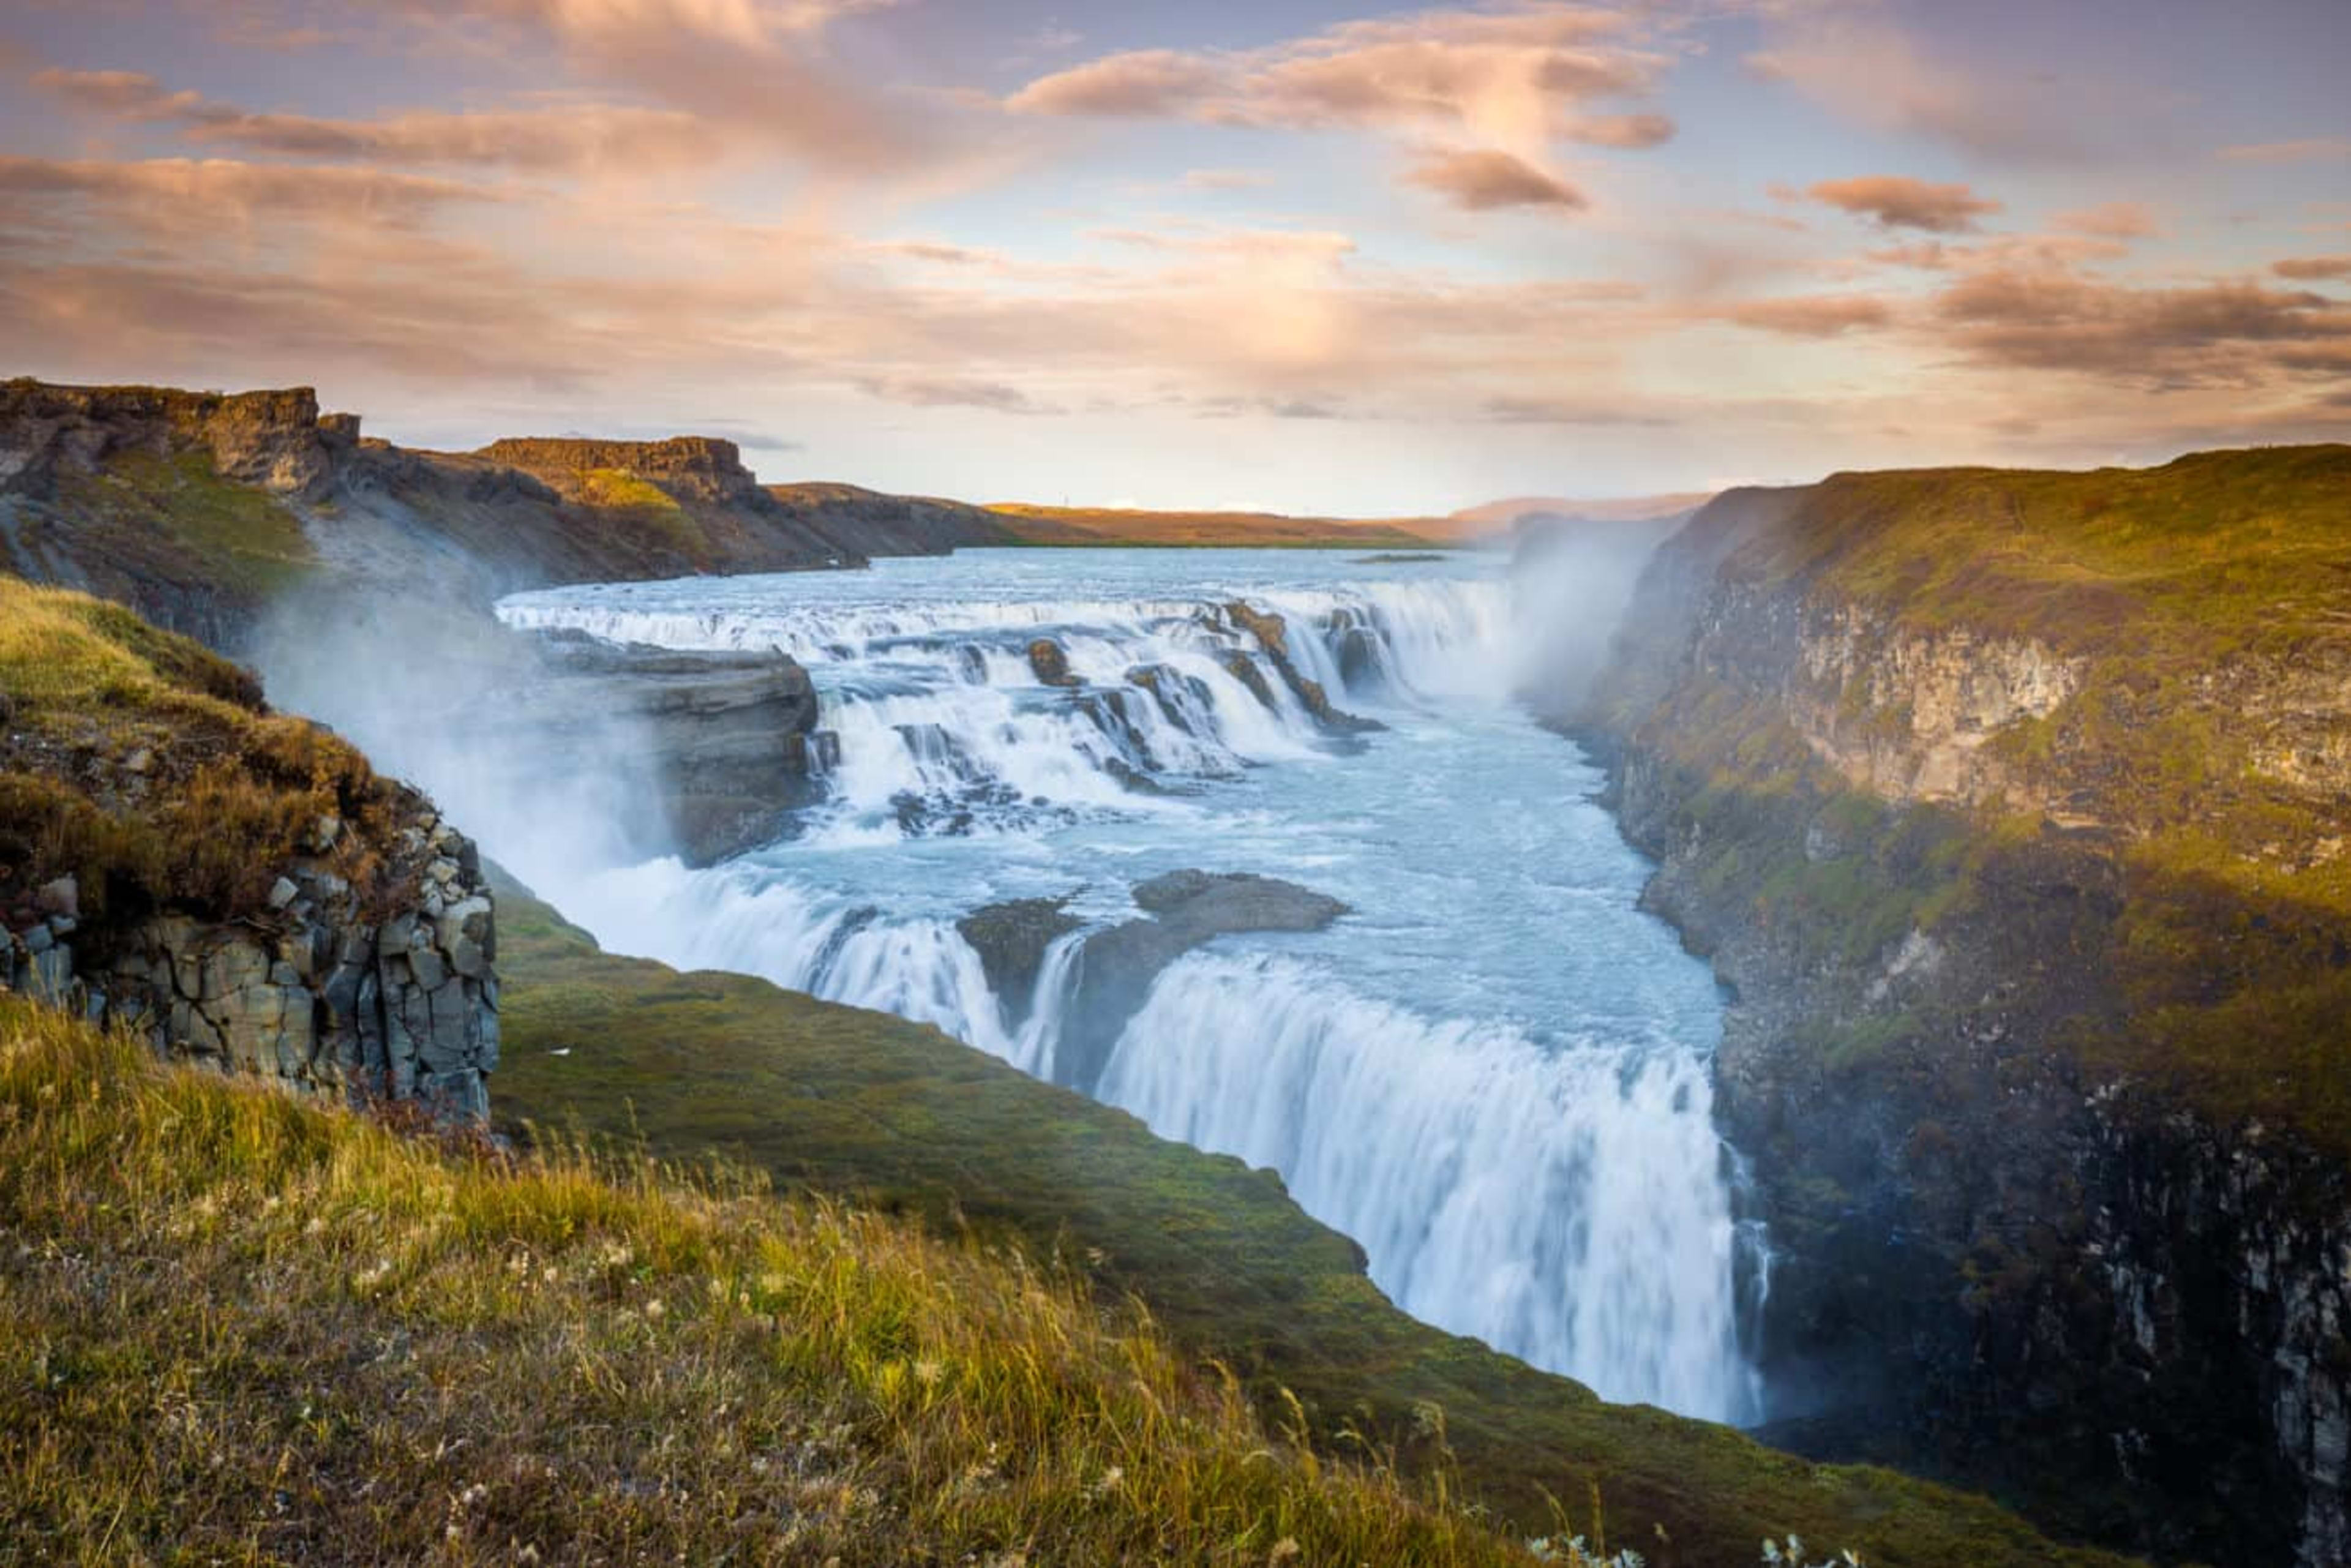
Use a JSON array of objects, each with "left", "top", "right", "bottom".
[
  {"left": 1, "top": 806, "right": 498, "bottom": 1122},
  {"left": 1576, "top": 489, "right": 2351, "bottom": 1565}
]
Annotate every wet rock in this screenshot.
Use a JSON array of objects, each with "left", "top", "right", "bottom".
[
  {"left": 1057, "top": 871, "right": 1348, "bottom": 1095},
  {"left": 1028, "top": 637, "right": 1081, "bottom": 688},
  {"left": 957, "top": 897, "right": 1083, "bottom": 1028},
  {"left": 513, "top": 629, "right": 827, "bottom": 866},
  {"left": 1221, "top": 601, "right": 1383, "bottom": 735}
]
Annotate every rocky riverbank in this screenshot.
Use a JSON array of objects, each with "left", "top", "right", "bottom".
[{"left": 1558, "top": 447, "right": 2351, "bottom": 1564}]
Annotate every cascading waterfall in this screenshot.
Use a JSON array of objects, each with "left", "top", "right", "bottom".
[
  {"left": 489, "top": 549, "right": 1763, "bottom": 1424},
  {"left": 1103, "top": 954, "right": 1757, "bottom": 1419}
]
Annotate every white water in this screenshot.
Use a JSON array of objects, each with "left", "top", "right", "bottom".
[{"left": 488, "top": 549, "right": 1762, "bottom": 1421}]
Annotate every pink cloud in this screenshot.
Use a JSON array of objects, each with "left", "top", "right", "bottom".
[
  {"left": 1404, "top": 149, "right": 1586, "bottom": 212},
  {"left": 1805, "top": 175, "right": 2004, "bottom": 234}
]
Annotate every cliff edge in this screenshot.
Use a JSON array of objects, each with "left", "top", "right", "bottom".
[{"left": 1564, "top": 445, "right": 2351, "bottom": 1564}]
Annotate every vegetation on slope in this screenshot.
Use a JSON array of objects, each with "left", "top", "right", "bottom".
[
  {"left": 0, "top": 995, "right": 1596, "bottom": 1567},
  {"left": 986, "top": 503, "right": 1447, "bottom": 550},
  {"left": 1632, "top": 446, "right": 2351, "bottom": 1152},
  {"left": 0, "top": 579, "right": 398, "bottom": 925},
  {"left": 490, "top": 886, "right": 2129, "bottom": 1567},
  {"left": 10, "top": 443, "right": 317, "bottom": 627}
]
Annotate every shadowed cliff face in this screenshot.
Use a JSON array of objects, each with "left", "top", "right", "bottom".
[{"left": 1563, "top": 448, "right": 2351, "bottom": 1565}]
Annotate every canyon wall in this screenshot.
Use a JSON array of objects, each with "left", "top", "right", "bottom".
[{"left": 1569, "top": 449, "right": 2351, "bottom": 1563}]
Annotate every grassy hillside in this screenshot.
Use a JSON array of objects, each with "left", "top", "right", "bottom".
[
  {"left": 986, "top": 502, "right": 1446, "bottom": 550},
  {"left": 490, "top": 887, "right": 2130, "bottom": 1567},
  {"left": 0, "top": 995, "right": 1585, "bottom": 1566},
  {"left": 0, "top": 577, "right": 400, "bottom": 926}
]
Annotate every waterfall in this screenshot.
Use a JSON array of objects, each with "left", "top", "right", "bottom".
[
  {"left": 1101, "top": 953, "right": 1760, "bottom": 1422},
  {"left": 480, "top": 551, "right": 1761, "bottom": 1425}
]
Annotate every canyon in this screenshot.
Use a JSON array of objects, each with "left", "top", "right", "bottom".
[{"left": 5, "top": 377, "right": 2347, "bottom": 1565}]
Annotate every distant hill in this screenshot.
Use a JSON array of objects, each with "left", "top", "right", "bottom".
[
  {"left": 986, "top": 501, "right": 1446, "bottom": 550},
  {"left": 1450, "top": 491, "right": 1717, "bottom": 535}
]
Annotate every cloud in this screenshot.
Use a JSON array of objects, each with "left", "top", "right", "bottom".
[
  {"left": 34, "top": 69, "right": 724, "bottom": 175},
  {"left": 1007, "top": 4, "right": 1666, "bottom": 155},
  {"left": 2274, "top": 256, "right": 2351, "bottom": 281},
  {"left": 1744, "top": 11, "right": 2146, "bottom": 164},
  {"left": 0, "top": 154, "right": 501, "bottom": 230},
  {"left": 377, "top": 0, "right": 933, "bottom": 176},
  {"left": 1804, "top": 175, "right": 2003, "bottom": 233},
  {"left": 1722, "top": 294, "right": 1892, "bottom": 336},
  {"left": 1933, "top": 269, "right": 2351, "bottom": 386},
  {"left": 853, "top": 375, "right": 1060, "bottom": 415},
  {"left": 2052, "top": 201, "right": 2158, "bottom": 240},
  {"left": 2219, "top": 139, "right": 2351, "bottom": 163},
  {"left": 1481, "top": 395, "right": 1673, "bottom": 426},
  {"left": 1005, "top": 49, "right": 1223, "bottom": 116},
  {"left": 1179, "top": 168, "right": 1275, "bottom": 192},
  {"left": 1404, "top": 149, "right": 1586, "bottom": 212},
  {"left": 1567, "top": 111, "right": 1675, "bottom": 149}
]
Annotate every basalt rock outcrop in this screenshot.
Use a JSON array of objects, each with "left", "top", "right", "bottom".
[
  {"left": 0, "top": 378, "right": 1017, "bottom": 659},
  {"left": 1057, "top": 871, "right": 1347, "bottom": 1095},
  {"left": 1567, "top": 448, "right": 2351, "bottom": 1564},
  {"left": 956, "top": 896, "right": 1082, "bottom": 1028},
  {"left": 516, "top": 629, "right": 834, "bottom": 865},
  {"left": 0, "top": 579, "right": 501, "bottom": 1120},
  {"left": 1, "top": 378, "right": 343, "bottom": 504},
  {"left": 1220, "top": 601, "right": 1382, "bottom": 733}
]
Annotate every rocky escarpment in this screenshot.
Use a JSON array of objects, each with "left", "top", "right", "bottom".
[
  {"left": 1, "top": 580, "right": 500, "bottom": 1119},
  {"left": 0, "top": 379, "right": 340, "bottom": 643},
  {"left": 4, "top": 812, "right": 500, "bottom": 1120},
  {"left": 1567, "top": 449, "right": 2351, "bottom": 1564},
  {"left": 0, "top": 377, "right": 1018, "bottom": 658},
  {"left": 514, "top": 629, "right": 835, "bottom": 865},
  {"left": 1, "top": 378, "right": 342, "bottom": 503}
]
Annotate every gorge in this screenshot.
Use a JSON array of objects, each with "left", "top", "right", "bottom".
[{"left": 6, "top": 377, "right": 2347, "bottom": 1566}]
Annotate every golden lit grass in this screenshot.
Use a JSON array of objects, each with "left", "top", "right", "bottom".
[
  {"left": 0, "top": 580, "right": 399, "bottom": 922},
  {"left": 577, "top": 468, "right": 713, "bottom": 562},
  {"left": 0, "top": 996, "right": 1590, "bottom": 1567}
]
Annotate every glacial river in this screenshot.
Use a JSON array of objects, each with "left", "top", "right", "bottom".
[{"left": 490, "top": 547, "right": 1760, "bottom": 1422}]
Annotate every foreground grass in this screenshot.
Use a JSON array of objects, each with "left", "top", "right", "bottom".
[
  {"left": 0, "top": 996, "right": 1587, "bottom": 1567},
  {"left": 492, "top": 889, "right": 2130, "bottom": 1567}
]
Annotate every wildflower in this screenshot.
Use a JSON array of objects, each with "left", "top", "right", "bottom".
[
  {"left": 644, "top": 1298, "right": 666, "bottom": 1320},
  {"left": 913, "top": 1357, "right": 943, "bottom": 1387},
  {"left": 1269, "top": 1540, "right": 1301, "bottom": 1563}
]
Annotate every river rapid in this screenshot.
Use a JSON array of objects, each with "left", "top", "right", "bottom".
[{"left": 482, "top": 548, "right": 1766, "bottom": 1422}]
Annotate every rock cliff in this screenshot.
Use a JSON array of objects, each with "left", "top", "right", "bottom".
[
  {"left": 0, "top": 579, "right": 498, "bottom": 1119},
  {"left": 0, "top": 377, "right": 1015, "bottom": 656},
  {"left": 1565, "top": 447, "right": 2351, "bottom": 1563}
]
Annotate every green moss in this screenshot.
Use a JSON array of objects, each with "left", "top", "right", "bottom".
[
  {"left": 47, "top": 446, "right": 316, "bottom": 601},
  {"left": 490, "top": 879, "right": 2129, "bottom": 1567},
  {"left": 578, "top": 468, "right": 713, "bottom": 561}
]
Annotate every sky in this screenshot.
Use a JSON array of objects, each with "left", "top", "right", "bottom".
[{"left": 2, "top": 0, "right": 2347, "bottom": 513}]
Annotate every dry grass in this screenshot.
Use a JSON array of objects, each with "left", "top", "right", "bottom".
[
  {"left": 0, "top": 996, "right": 1591, "bottom": 1567},
  {"left": 0, "top": 578, "right": 399, "bottom": 923}
]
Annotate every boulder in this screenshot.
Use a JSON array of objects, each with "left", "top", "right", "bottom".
[
  {"left": 957, "top": 897, "right": 1084, "bottom": 1028},
  {"left": 1057, "top": 871, "right": 1348, "bottom": 1094},
  {"left": 1028, "top": 638, "right": 1081, "bottom": 688}
]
